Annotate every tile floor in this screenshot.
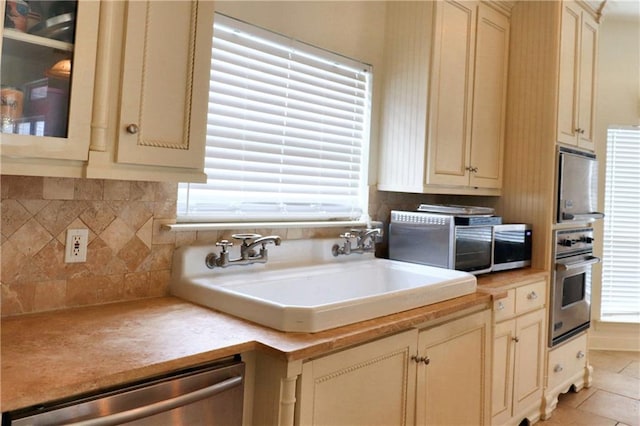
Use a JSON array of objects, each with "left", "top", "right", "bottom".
[{"left": 539, "top": 350, "right": 640, "bottom": 426}]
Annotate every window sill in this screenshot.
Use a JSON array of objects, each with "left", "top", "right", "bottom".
[{"left": 162, "top": 220, "right": 379, "bottom": 232}]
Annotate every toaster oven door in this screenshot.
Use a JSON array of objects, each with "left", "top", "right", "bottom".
[
  {"left": 388, "top": 222, "right": 454, "bottom": 269},
  {"left": 454, "top": 226, "right": 493, "bottom": 274}
]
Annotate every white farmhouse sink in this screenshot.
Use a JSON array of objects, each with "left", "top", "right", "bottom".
[{"left": 170, "top": 239, "right": 476, "bottom": 332}]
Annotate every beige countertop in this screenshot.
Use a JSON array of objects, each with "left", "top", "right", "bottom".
[{"left": 1, "top": 268, "right": 547, "bottom": 412}]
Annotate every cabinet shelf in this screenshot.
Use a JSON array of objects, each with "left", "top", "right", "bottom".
[{"left": 3, "top": 28, "right": 74, "bottom": 52}]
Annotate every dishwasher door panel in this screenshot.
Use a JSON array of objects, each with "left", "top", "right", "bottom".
[{"left": 4, "top": 360, "right": 244, "bottom": 426}]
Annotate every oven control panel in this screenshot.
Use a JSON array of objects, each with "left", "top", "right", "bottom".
[{"left": 555, "top": 228, "right": 594, "bottom": 257}]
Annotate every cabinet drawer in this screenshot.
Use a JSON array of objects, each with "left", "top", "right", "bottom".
[
  {"left": 515, "top": 280, "right": 546, "bottom": 314},
  {"left": 494, "top": 289, "right": 516, "bottom": 322},
  {"left": 547, "top": 333, "right": 588, "bottom": 390}
]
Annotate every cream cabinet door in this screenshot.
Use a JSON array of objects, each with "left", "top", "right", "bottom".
[
  {"left": 298, "top": 329, "right": 418, "bottom": 426},
  {"left": 116, "top": 0, "right": 212, "bottom": 169},
  {"left": 416, "top": 309, "right": 492, "bottom": 426},
  {"left": 469, "top": 3, "right": 510, "bottom": 189},
  {"left": 426, "top": 0, "right": 476, "bottom": 187},
  {"left": 491, "top": 309, "right": 545, "bottom": 425},
  {"left": 557, "top": 1, "right": 581, "bottom": 146},
  {"left": 576, "top": 11, "right": 598, "bottom": 151},
  {"left": 512, "top": 308, "right": 546, "bottom": 418},
  {"left": 491, "top": 319, "right": 516, "bottom": 425},
  {"left": 556, "top": 1, "right": 598, "bottom": 151}
]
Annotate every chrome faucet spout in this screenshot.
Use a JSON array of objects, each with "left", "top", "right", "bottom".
[
  {"left": 241, "top": 235, "right": 282, "bottom": 259},
  {"left": 247, "top": 235, "right": 282, "bottom": 250},
  {"left": 332, "top": 228, "right": 382, "bottom": 257},
  {"left": 357, "top": 228, "right": 382, "bottom": 249},
  {"left": 206, "top": 234, "right": 282, "bottom": 268}
]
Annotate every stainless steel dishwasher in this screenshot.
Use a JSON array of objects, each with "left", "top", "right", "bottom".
[{"left": 2, "top": 357, "right": 244, "bottom": 426}]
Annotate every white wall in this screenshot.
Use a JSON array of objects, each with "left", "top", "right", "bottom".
[
  {"left": 214, "top": 1, "right": 388, "bottom": 186},
  {"left": 595, "top": 16, "right": 640, "bottom": 131},
  {"left": 591, "top": 13, "right": 640, "bottom": 350}
]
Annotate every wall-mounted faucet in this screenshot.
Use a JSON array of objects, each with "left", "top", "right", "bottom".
[
  {"left": 332, "top": 228, "right": 382, "bottom": 257},
  {"left": 206, "top": 233, "right": 282, "bottom": 269}
]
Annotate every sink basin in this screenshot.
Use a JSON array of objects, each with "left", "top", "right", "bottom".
[{"left": 170, "top": 239, "right": 476, "bottom": 332}]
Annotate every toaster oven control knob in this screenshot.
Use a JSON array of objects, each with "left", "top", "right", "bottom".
[{"left": 579, "top": 236, "right": 594, "bottom": 244}]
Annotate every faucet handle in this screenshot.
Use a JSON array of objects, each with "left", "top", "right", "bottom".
[
  {"left": 367, "top": 227, "right": 383, "bottom": 240},
  {"left": 231, "top": 233, "right": 262, "bottom": 246},
  {"left": 339, "top": 232, "right": 357, "bottom": 239},
  {"left": 215, "top": 240, "right": 233, "bottom": 253}
]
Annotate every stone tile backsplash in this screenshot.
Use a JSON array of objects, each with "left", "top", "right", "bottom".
[{"left": 1, "top": 176, "right": 180, "bottom": 317}]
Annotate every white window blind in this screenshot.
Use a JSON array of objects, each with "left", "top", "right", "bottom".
[
  {"left": 178, "top": 13, "right": 372, "bottom": 222},
  {"left": 601, "top": 126, "right": 640, "bottom": 323}
]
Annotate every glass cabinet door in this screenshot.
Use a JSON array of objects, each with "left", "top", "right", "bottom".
[
  {"left": 2, "top": 0, "right": 77, "bottom": 137},
  {"left": 1, "top": 0, "right": 98, "bottom": 162}
]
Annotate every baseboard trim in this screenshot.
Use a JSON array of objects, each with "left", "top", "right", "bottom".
[{"left": 588, "top": 320, "right": 640, "bottom": 351}]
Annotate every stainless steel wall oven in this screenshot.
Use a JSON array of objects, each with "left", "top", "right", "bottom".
[
  {"left": 557, "top": 147, "right": 604, "bottom": 223},
  {"left": 550, "top": 228, "right": 600, "bottom": 347}
]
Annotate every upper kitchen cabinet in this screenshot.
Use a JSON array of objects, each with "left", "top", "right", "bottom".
[
  {"left": 0, "top": 0, "right": 99, "bottom": 177},
  {"left": 378, "top": 0, "right": 511, "bottom": 195},
  {"left": 556, "top": 0, "right": 598, "bottom": 151},
  {"left": 85, "top": 0, "right": 213, "bottom": 182}
]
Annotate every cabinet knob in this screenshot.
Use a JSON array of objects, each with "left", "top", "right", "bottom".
[
  {"left": 527, "top": 291, "right": 538, "bottom": 300},
  {"left": 465, "top": 166, "right": 479, "bottom": 173},
  {"left": 496, "top": 301, "right": 505, "bottom": 311},
  {"left": 554, "top": 364, "right": 564, "bottom": 373},
  {"left": 512, "top": 336, "right": 520, "bottom": 343},
  {"left": 576, "top": 350, "right": 585, "bottom": 359},
  {"left": 126, "top": 124, "right": 140, "bottom": 134},
  {"left": 411, "top": 355, "right": 430, "bottom": 365},
  {"left": 574, "top": 127, "right": 585, "bottom": 135}
]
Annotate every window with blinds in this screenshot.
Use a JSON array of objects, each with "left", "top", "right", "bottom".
[
  {"left": 177, "top": 13, "right": 372, "bottom": 222},
  {"left": 601, "top": 126, "right": 640, "bottom": 323}
]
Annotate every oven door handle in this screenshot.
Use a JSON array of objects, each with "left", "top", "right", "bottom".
[
  {"left": 556, "top": 256, "right": 601, "bottom": 271},
  {"left": 561, "top": 212, "right": 605, "bottom": 221}
]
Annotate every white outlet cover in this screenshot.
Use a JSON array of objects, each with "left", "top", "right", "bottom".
[{"left": 65, "top": 229, "right": 89, "bottom": 263}]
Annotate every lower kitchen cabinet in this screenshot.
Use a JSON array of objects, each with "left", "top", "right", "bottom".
[
  {"left": 297, "top": 309, "right": 492, "bottom": 426},
  {"left": 491, "top": 279, "right": 547, "bottom": 425},
  {"left": 298, "top": 329, "right": 418, "bottom": 425},
  {"left": 415, "top": 309, "right": 492, "bottom": 426},
  {"left": 542, "top": 332, "right": 591, "bottom": 420}
]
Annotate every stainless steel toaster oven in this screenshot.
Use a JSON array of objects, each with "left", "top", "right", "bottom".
[{"left": 388, "top": 211, "right": 494, "bottom": 275}]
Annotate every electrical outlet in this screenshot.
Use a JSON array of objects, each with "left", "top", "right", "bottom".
[{"left": 65, "top": 229, "right": 89, "bottom": 263}]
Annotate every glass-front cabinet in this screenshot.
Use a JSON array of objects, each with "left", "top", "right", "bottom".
[{"left": 1, "top": 0, "right": 98, "bottom": 163}]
